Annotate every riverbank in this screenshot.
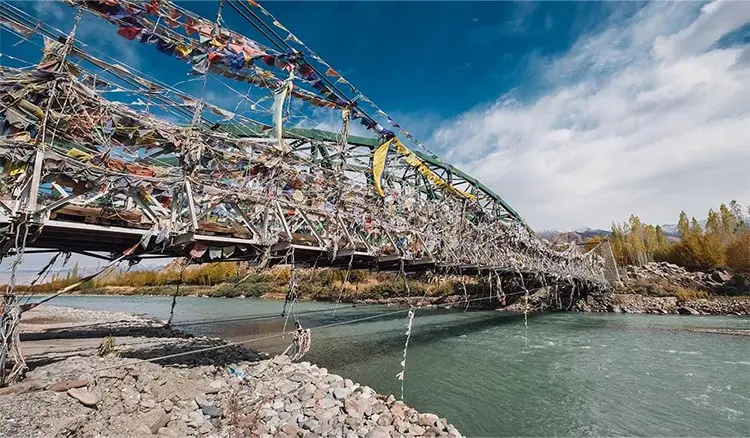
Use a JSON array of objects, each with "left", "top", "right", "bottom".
[{"left": 1, "top": 305, "right": 462, "bottom": 437}]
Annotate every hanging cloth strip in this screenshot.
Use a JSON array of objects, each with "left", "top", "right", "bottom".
[
  {"left": 272, "top": 70, "right": 293, "bottom": 151},
  {"left": 372, "top": 138, "right": 392, "bottom": 197}
]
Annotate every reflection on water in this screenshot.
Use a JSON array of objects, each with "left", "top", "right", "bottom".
[{"left": 33, "top": 295, "right": 750, "bottom": 436}]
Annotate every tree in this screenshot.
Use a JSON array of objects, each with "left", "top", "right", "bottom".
[
  {"left": 725, "top": 231, "right": 750, "bottom": 272},
  {"left": 678, "top": 211, "right": 689, "bottom": 238},
  {"left": 719, "top": 203, "right": 735, "bottom": 238},
  {"left": 689, "top": 217, "right": 703, "bottom": 236},
  {"left": 706, "top": 209, "right": 721, "bottom": 237},
  {"left": 668, "top": 233, "right": 725, "bottom": 271},
  {"left": 729, "top": 200, "right": 746, "bottom": 232}
]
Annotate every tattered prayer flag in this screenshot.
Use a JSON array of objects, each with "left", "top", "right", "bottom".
[
  {"left": 272, "top": 20, "right": 288, "bottom": 32},
  {"left": 325, "top": 67, "right": 339, "bottom": 77},
  {"left": 371, "top": 138, "right": 392, "bottom": 197},
  {"left": 247, "top": 0, "right": 259, "bottom": 6}
]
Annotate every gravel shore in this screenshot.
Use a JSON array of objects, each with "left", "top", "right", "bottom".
[{"left": 1, "top": 305, "right": 462, "bottom": 437}]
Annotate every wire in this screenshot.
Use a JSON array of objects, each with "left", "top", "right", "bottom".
[{"left": 91, "top": 289, "right": 534, "bottom": 372}]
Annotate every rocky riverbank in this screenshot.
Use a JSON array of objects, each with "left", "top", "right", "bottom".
[{"left": 1, "top": 306, "right": 462, "bottom": 437}]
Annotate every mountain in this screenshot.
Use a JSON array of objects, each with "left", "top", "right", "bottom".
[
  {"left": 537, "top": 224, "right": 682, "bottom": 245},
  {"left": 536, "top": 227, "right": 610, "bottom": 245}
]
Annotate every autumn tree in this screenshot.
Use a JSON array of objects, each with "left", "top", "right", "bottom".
[{"left": 725, "top": 231, "right": 750, "bottom": 272}]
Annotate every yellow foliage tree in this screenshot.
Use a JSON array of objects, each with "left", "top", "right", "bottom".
[{"left": 725, "top": 231, "right": 750, "bottom": 272}]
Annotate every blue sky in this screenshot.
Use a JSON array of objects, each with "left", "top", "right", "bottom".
[{"left": 2, "top": 0, "right": 750, "bottom": 280}]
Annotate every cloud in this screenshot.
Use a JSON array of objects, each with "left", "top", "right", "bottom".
[
  {"left": 466, "top": 2, "right": 539, "bottom": 46},
  {"left": 432, "top": 1, "right": 750, "bottom": 230}
]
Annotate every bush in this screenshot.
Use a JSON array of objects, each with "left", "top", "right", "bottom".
[
  {"left": 666, "top": 234, "right": 725, "bottom": 271},
  {"left": 674, "top": 287, "right": 709, "bottom": 301}
]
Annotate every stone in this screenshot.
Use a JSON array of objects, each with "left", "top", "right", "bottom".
[
  {"left": 300, "top": 383, "right": 316, "bottom": 400},
  {"left": 285, "top": 402, "right": 302, "bottom": 412},
  {"left": 302, "top": 419, "right": 320, "bottom": 430},
  {"left": 333, "top": 387, "right": 349, "bottom": 400},
  {"left": 197, "top": 422, "right": 215, "bottom": 435},
  {"left": 273, "top": 355, "right": 292, "bottom": 365},
  {"left": 447, "top": 424, "right": 462, "bottom": 437},
  {"left": 424, "top": 426, "right": 443, "bottom": 436},
  {"left": 187, "top": 410, "right": 205, "bottom": 427},
  {"left": 67, "top": 388, "right": 99, "bottom": 407},
  {"left": 141, "top": 397, "right": 158, "bottom": 409},
  {"left": 135, "top": 425, "right": 153, "bottom": 436},
  {"left": 366, "top": 426, "right": 391, "bottom": 438},
  {"left": 205, "top": 380, "right": 223, "bottom": 394},
  {"left": 0, "top": 379, "right": 43, "bottom": 396},
  {"left": 319, "top": 398, "right": 337, "bottom": 409},
  {"left": 676, "top": 306, "right": 700, "bottom": 315},
  {"left": 272, "top": 399, "right": 285, "bottom": 410},
  {"left": 377, "top": 414, "right": 393, "bottom": 426},
  {"left": 344, "top": 379, "right": 354, "bottom": 388},
  {"left": 48, "top": 379, "right": 88, "bottom": 392},
  {"left": 162, "top": 400, "right": 174, "bottom": 413},
  {"left": 122, "top": 386, "right": 141, "bottom": 413},
  {"left": 139, "top": 408, "right": 171, "bottom": 434},
  {"left": 201, "top": 404, "right": 220, "bottom": 418},
  {"left": 259, "top": 408, "right": 276, "bottom": 420},
  {"left": 279, "top": 425, "right": 299, "bottom": 436},
  {"left": 389, "top": 403, "right": 407, "bottom": 420},
  {"left": 408, "top": 424, "right": 426, "bottom": 435},
  {"left": 343, "top": 398, "right": 363, "bottom": 419},
  {"left": 394, "top": 419, "right": 410, "bottom": 433},
  {"left": 279, "top": 381, "right": 300, "bottom": 394}
]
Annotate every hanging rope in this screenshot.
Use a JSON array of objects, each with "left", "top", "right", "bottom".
[
  {"left": 396, "top": 307, "right": 415, "bottom": 402},
  {"left": 165, "top": 257, "right": 191, "bottom": 328},
  {"left": 332, "top": 254, "right": 354, "bottom": 316}
]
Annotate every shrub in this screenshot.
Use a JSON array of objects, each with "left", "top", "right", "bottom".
[
  {"left": 674, "top": 287, "right": 709, "bottom": 301},
  {"left": 666, "top": 234, "right": 725, "bottom": 271}
]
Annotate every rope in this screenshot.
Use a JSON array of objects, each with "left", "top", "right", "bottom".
[
  {"left": 332, "top": 254, "right": 354, "bottom": 316},
  {"left": 165, "top": 257, "right": 191, "bottom": 328},
  {"left": 90, "top": 292, "right": 532, "bottom": 373},
  {"left": 396, "top": 307, "right": 415, "bottom": 401}
]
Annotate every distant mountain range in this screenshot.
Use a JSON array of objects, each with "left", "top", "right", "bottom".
[{"left": 536, "top": 225, "right": 682, "bottom": 245}]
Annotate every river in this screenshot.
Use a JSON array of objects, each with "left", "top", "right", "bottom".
[{"left": 33, "top": 295, "right": 750, "bottom": 437}]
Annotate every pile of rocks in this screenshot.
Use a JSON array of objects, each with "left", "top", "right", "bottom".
[
  {"left": 622, "top": 262, "right": 731, "bottom": 292},
  {"left": 0, "top": 352, "right": 461, "bottom": 438}
]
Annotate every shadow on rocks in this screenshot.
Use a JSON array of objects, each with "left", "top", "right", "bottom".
[
  {"left": 119, "top": 338, "right": 263, "bottom": 368},
  {"left": 20, "top": 320, "right": 193, "bottom": 342}
]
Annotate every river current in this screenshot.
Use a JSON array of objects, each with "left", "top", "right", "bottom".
[{"left": 36, "top": 295, "right": 749, "bottom": 436}]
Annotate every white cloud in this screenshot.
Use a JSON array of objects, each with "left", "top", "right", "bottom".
[{"left": 431, "top": 1, "right": 750, "bottom": 230}]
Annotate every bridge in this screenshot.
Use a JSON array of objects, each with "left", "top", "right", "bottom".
[{"left": 0, "top": 0, "right": 613, "bottom": 291}]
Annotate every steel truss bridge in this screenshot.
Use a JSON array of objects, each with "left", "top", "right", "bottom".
[{"left": 0, "top": 0, "right": 612, "bottom": 297}]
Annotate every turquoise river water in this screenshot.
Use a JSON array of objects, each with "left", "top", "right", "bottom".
[{"left": 34, "top": 295, "right": 749, "bottom": 437}]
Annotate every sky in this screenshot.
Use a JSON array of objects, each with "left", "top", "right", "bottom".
[{"left": 2, "top": 0, "right": 750, "bottom": 279}]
